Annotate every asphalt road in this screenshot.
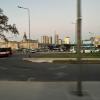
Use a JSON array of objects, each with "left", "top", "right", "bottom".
[{"left": 0, "top": 53, "right": 100, "bottom": 81}]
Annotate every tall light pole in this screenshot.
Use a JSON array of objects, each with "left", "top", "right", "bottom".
[
  {"left": 76, "top": 0, "right": 83, "bottom": 96},
  {"left": 18, "top": 6, "right": 31, "bottom": 56}
]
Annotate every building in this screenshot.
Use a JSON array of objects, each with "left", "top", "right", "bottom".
[
  {"left": 48, "top": 36, "right": 52, "bottom": 44},
  {"left": 82, "top": 39, "right": 92, "bottom": 45},
  {"left": 55, "top": 32, "right": 59, "bottom": 45},
  {"left": 19, "top": 33, "right": 38, "bottom": 49},
  {"left": 0, "top": 34, "right": 8, "bottom": 48},
  {"left": 20, "top": 39, "right": 38, "bottom": 49},
  {"left": 93, "top": 36, "right": 100, "bottom": 47},
  {"left": 63, "top": 37, "right": 70, "bottom": 44},
  {"left": 0, "top": 37, "right": 18, "bottom": 50},
  {"left": 58, "top": 39, "right": 62, "bottom": 45},
  {"left": 7, "top": 41, "right": 18, "bottom": 50},
  {"left": 41, "top": 36, "right": 52, "bottom": 45},
  {"left": 0, "top": 33, "right": 38, "bottom": 50},
  {"left": 0, "top": 40, "right": 18, "bottom": 50},
  {"left": 41, "top": 36, "right": 49, "bottom": 44},
  {"left": 0, "top": 39, "right": 6, "bottom": 48}
]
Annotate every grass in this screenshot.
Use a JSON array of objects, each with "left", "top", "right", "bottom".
[
  {"left": 53, "top": 60, "right": 100, "bottom": 64},
  {"left": 33, "top": 52, "right": 100, "bottom": 58}
]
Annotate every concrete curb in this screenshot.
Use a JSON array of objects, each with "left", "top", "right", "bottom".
[
  {"left": 23, "top": 58, "right": 100, "bottom": 63},
  {"left": 23, "top": 58, "right": 53, "bottom": 63}
]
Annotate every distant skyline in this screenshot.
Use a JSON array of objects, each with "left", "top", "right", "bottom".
[{"left": 0, "top": 0, "right": 100, "bottom": 43}]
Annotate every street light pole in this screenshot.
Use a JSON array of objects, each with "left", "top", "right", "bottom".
[
  {"left": 18, "top": 6, "right": 31, "bottom": 56},
  {"left": 76, "top": 0, "right": 83, "bottom": 96},
  {"left": 27, "top": 8, "right": 31, "bottom": 50}
]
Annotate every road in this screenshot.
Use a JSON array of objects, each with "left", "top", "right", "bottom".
[{"left": 0, "top": 53, "right": 100, "bottom": 81}]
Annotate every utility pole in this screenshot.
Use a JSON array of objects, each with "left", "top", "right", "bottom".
[{"left": 76, "top": 0, "right": 83, "bottom": 96}]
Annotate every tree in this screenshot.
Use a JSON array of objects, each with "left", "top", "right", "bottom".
[{"left": 0, "top": 8, "right": 19, "bottom": 41}]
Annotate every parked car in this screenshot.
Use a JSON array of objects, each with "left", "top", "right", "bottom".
[
  {"left": 70, "top": 49, "right": 76, "bottom": 53},
  {"left": 94, "top": 49, "right": 100, "bottom": 53},
  {"left": 30, "top": 49, "right": 37, "bottom": 53},
  {"left": 0, "top": 48, "right": 12, "bottom": 57}
]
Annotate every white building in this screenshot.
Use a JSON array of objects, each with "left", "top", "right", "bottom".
[
  {"left": 93, "top": 36, "right": 100, "bottom": 47},
  {"left": 63, "top": 37, "right": 70, "bottom": 44}
]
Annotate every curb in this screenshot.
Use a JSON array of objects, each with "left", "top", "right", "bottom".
[
  {"left": 23, "top": 58, "right": 100, "bottom": 64},
  {"left": 23, "top": 58, "right": 53, "bottom": 63}
]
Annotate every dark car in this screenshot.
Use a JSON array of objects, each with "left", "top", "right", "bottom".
[{"left": 0, "top": 48, "right": 12, "bottom": 57}]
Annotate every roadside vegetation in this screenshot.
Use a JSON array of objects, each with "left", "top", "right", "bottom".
[
  {"left": 32, "top": 52, "right": 100, "bottom": 58},
  {"left": 0, "top": 8, "right": 19, "bottom": 40}
]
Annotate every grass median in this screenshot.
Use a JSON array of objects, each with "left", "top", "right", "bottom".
[
  {"left": 53, "top": 60, "right": 100, "bottom": 64},
  {"left": 33, "top": 52, "right": 100, "bottom": 58}
]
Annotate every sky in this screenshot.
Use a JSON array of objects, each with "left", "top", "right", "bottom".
[{"left": 0, "top": 0, "right": 100, "bottom": 43}]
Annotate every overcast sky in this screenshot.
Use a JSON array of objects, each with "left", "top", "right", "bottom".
[{"left": 0, "top": 0, "right": 100, "bottom": 43}]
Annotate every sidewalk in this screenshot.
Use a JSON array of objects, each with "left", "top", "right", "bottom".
[
  {"left": 23, "top": 58, "right": 100, "bottom": 63},
  {"left": 0, "top": 81, "right": 100, "bottom": 100}
]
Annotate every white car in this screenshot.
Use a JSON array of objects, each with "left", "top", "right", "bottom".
[
  {"left": 70, "top": 49, "right": 76, "bottom": 53},
  {"left": 94, "top": 49, "right": 100, "bottom": 53},
  {"left": 30, "top": 49, "right": 37, "bottom": 53}
]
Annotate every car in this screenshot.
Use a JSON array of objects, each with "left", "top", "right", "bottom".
[
  {"left": 0, "top": 48, "right": 12, "bottom": 57},
  {"left": 94, "top": 49, "right": 100, "bottom": 53},
  {"left": 30, "top": 49, "right": 37, "bottom": 53},
  {"left": 70, "top": 49, "right": 76, "bottom": 53}
]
